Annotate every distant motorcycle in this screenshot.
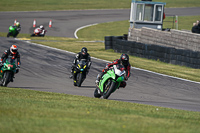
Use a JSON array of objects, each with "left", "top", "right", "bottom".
[
  {"left": 0, "top": 56, "right": 18, "bottom": 87},
  {"left": 30, "top": 28, "right": 46, "bottom": 37},
  {"left": 73, "top": 59, "right": 88, "bottom": 87},
  {"left": 7, "top": 26, "right": 19, "bottom": 38},
  {"left": 94, "top": 64, "right": 126, "bottom": 99}
]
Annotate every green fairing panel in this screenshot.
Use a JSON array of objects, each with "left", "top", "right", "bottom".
[
  {"left": 116, "top": 76, "right": 124, "bottom": 82},
  {"left": 99, "top": 70, "right": 115, "bottom": 92},
  {"left": 0, "top": 59, "right": 16, "bottom": 78}
]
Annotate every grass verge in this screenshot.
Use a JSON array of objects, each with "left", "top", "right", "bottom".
[
  {"left": 1, "top": 87, "right": 200, "bottom": 133},
  {"left": 0, "top": 0, "right": 200, "bottom": 11}
]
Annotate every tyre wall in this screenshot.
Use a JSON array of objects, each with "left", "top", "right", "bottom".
[{"left": 105, "top": 36, "right": 200, "bottom": 69}]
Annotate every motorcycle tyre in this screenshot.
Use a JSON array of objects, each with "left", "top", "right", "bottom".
[
  {"left": 13, "top": 32, "right": 18, "bottom": 38},
  {"left": 103, "top": 81, "right": 116, "bottom": 99},
  {"left": 76, "top": 73, "right": 83, "bottom": 87},
  {"left": 2, "top": 71, "right": 11, "bottom": 87},
  {"left": 7, "top": 32, "right": 11, "bottom": 37},
  {"left": 94, "top": 87, "right": 101, "bottom": 98},
  {"left": 30, "top": 34, "right": 35, "bottom": 37}
]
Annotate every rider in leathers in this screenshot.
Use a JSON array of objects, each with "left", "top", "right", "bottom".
[
  {"left": 0, "top": 45, "right": 21, "bottom": 82},
  {"left": 70, "top": 47, "right": 92, "bottom": 85},
  {"left": 96, "top": 54, "right": 131, "bottom": 88}
]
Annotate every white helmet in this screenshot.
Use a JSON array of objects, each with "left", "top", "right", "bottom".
[
  {"left": 39, "top": 25, "right": 44, "bottom": 30},
  {"left": 10, "top": 45, "right": 18, "bottom": 54}
]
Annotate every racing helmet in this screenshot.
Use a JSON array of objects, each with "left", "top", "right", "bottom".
[
  {"left": 81, "top": 47, "right": 87, "bottom": 55},
  {"left": 15, "top": 22, "right": 20, "bottom": 27},
  {"left": 10, "top": 45, "right": 18, "bottom": 54},
  {"left": 40, "top": 25, "right": 44, "bottom": 30},
  {"left": 120, "top": 54, "right": 129, "bottom": 66}
]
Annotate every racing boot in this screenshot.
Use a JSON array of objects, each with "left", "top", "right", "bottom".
[
  {"left": 69, "top": 75, "right": 73, "bottom": 79},
  {"left": 73, "top": 80, "right": 77, "bottom": 86},
  {"left": 69, "top": 69, "right": 74, "bottom": 79},
  {"left": 10, "top": 77, "right": 13, "bottom": 82},
  {"left": 95, "top": 74, "right": 100, "bottom": 86}
]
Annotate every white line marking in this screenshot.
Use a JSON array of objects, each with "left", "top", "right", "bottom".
[
  {"left": 133, "top": 67, "right": 200, "bottom": 85},
  {"left": 74, "top": 23, "right": 98, "bottom": 39},
  {"left": 15, "top": 38, "right": 200, "bottom": 85}
]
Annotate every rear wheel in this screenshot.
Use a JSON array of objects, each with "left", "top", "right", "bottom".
[
  {"left": 2, "top": 71, "right": 11, "bottom": 87},
  {"left": 7, "top": 32, "right": 11, "bottom": 37}
]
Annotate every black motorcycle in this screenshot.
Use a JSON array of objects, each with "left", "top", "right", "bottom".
[{"left": 73, "top": 59, "right": 88, "bottom": 87}]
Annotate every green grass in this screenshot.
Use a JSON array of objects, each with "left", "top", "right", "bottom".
[
  {"left": 163, "top": 16, "right": 200, "bottom": 30},
  {"left": 77, "top": 15, "right": 200, "bottom": 40},
  {"left": 0, "top": 1, "right": 200, "bottom": 133},
  {"left": 77, "top": 21, "right": 130, "bottom": 41},
  {"left": 1, "top": 87, "right": 200, "bottom": 133},
  {"left": 0, "top": 0, "right": 200, "bottom": 11}
]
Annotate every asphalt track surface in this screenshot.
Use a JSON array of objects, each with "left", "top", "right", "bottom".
[
  {"left": 0, "top": 8, "right": 200, "bottom": 112},
  {"left": 1, "top": 7, "right": 200, "bottom": 37}
]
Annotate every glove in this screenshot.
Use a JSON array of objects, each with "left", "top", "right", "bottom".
[
  {"left": 16, "top": 66, "right": 20, "bottom": 73},
  {"left": 71, "top": 64, "right": 76, "bottom": 69},
  {"left": 102, "top": 68, "right": 108, "bottom": 73}
]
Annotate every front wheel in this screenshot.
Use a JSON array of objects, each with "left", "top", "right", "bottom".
[
  {"left": 2, "top": 71, "right": 11, "bottom": 87},
  {"left": 7, "top": 32, "right": 11, "bottom": 37},
  {"left": 30, "top": 34, "right": 35, "bottom": 37},
  {"left": 103, "top": 81, "right": 116, "bottom": 99},
  {"left": 76, "top": 73, "right": 83, "bottom": 87}
]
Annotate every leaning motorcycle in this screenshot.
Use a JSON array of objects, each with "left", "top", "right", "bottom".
[
  {"left": 0, "top": 57, "right": 17, "bottom": 87},
  {"left": 94, "top": 64, "right": 126, "bottom": 99},
  {"left": 7, "top": 26, "right": 19, "bottom": 38},
  {"left": 73, "top": 59, "right": 88, "bottom": 87},
  {"left": 30, "top": 28, "right": 46, "bottom": 37}
]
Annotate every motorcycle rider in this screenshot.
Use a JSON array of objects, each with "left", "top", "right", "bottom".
[
  {"left": 31, "top": 25, "right": 46, "bottom": 37},
  {"left": 15, "top": 22, "right": 21, "bottom": 34},
  {"left": 0, "top": 45, "right": 21, "bottom": 82},
  {"left": 7, "top": 22, "right": 21, "bottom": 37},
  {"left": 95, "top": 53, "right": 131, "bottom": 88},
  {"left": 70, "top": 47, "right": 92, "bottom": 85},
  {"left": 38, "top": 25, "right": 46, "bottom": 37}
]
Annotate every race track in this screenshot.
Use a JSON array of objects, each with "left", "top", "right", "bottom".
[
  {"left": 1, "top": 7, "right": 200, "bottom": 37},
  {"left": 0, "top": 8, "right": 200, "bottom": 112}
]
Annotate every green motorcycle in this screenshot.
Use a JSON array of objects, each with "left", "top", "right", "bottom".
[
  {"left": 0, "top": 57, "right": 17, "bottom": 87},
  {"left": 7, "top": 26, "right": 19, "bottom": 38},
  {"left": 94, "top": 64, "right": 126, "bottom": 99}
]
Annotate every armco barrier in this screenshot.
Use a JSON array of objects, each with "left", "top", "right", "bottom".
[{"left": 104, "top": 36, "right": 200, "bottom": 69}]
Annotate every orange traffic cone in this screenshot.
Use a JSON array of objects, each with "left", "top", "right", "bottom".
[
  {"left": 33, "top": 19, "right": 36, "bottom": 27},
  {"left": 14, "top": 19, "right": 17, "bottom": 26},
  {"left": 49, "top": 20, "right": 52, "bottom": 28}
]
